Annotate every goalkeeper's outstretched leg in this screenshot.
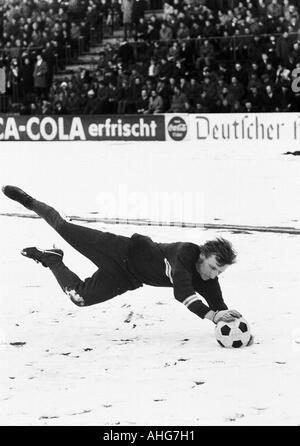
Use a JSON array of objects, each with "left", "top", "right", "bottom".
[{"left": 2, "top": 186, "right": 139, "bottom": 307}]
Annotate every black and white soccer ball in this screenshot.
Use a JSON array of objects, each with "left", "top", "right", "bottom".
[{"left": 215, "top": 317, "right": 252, "bottom": 348}]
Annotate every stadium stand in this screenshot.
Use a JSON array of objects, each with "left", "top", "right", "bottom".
[{"left": 1, "top": 0, "right": 300, "bottom": 114}]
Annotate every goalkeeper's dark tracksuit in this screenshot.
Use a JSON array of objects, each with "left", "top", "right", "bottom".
[{"left": 30, "top": 198, "right": 228, "bottom": 318}]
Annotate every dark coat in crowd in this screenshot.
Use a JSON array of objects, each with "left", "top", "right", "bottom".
[
  {"left": 21, "top": 60, "right": 34, "bottom": 92},
  {"left": 263, "top": 90, "right": 278, "bottom": 112},
  {"left": 33, "top": 58, "right": 48, "bottom": 88},
  {"left": 118, "top": 41, "right": 135, "bottom": 66},
  {"left": 246, "top": 88, "right": 265, "bottom": 112},
  {"left": 132, "top": 0, "right": 147, "bottom": 24}
]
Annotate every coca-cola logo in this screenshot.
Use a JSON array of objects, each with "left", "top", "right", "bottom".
[{"left": 167, "top": 116, "right": 187, "bottom": 141}]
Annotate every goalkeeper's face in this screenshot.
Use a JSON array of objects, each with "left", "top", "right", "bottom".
[{"left": 197, "top": 254, "right": 228, "bottom": 281}]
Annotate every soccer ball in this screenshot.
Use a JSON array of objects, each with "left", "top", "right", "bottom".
[{"left": 215, "top": 317, "right": 252, "bottom": 348}]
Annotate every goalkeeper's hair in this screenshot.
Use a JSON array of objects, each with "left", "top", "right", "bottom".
[{"left": 200, "top": 237, "right": 237, "bottom": 266}]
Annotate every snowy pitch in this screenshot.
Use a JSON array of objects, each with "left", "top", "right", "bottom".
[{"left": 0, "top": 140, "right": 300, "bottom": 426}]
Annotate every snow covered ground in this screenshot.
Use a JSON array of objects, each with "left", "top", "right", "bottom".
[{"left": 0, "top": 140, "right": 300, "bottom": 426}]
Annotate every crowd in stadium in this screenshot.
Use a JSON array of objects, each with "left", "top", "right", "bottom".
[{"left": 1, "top": 0, "right": 300, "bottom": 115}]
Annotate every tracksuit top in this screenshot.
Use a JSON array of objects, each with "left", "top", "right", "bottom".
[{"left": 128, "top": 234, "right": 228, "bottom": 319}]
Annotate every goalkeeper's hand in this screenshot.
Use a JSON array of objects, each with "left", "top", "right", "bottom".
[{"left": 213, "top": 309, "right": 242, "bottom": 324}]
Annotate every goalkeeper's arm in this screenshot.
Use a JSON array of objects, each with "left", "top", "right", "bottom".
[{"left": 178, "top": 292, "right": 242, "bottom": 323}]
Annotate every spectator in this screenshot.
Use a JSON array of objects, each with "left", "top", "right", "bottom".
[
  {"left": 53, "top": 100, "right": 68, "bottom": 115},
  {"left": 130, "top": 76, "right": 144, "bottom": 111},
  {"left": 122, "top": 0, "right": 135, "bottom": 39},
  {"left": 231, "top": 100, "right": 245, "bottom": 113},
  {"left": 65, "top": 90, "right": 81, "bottom": 114},
  {"left": 146, "top": 22, "right": 160, "bottom": 41},
  {"left": 265, "top": 35, "right": 279, "bottom": 64},
  {"left": 148, "top": 57, "right": 159, "bottom": 79},
  {"left": 148, "top": 14, "right": 161, "bottom": 31},
  {"left": 28, "top": 98, "right": 42, "bottom": 115},
  {"left": 186, "top": 76, "right": 201, "bottom": 107},
  {"left": 158, "top": 56, "right": 174, "bottom": 80},
  {"left": 137, "top": 88, "right": 150, "bottom": 113},
  {"left": 263, "top": 84, "right": 278, "bottom": 111},
  {"left": 248, "top": 34, "right": 264, "bottom": 62},
  {"left": 58, "top": 81, "right": 70, "bottom": 107},
  {"left": 218, "top": 97, "right": 232, "bottom": 113},
  {"left": 195, "top": 39, "right": 215, "bottom": 70},
  {"left": 144, "top": 77, "right": 155, "bottom": 95},
  {"left": 97, "top": 51, "right": 109, "bottom": 75},
  {"left": 289, "top": 42, "right": 300, "bottom": 67},
  {"left": 168, "top": 84, "right": 189, "bottom": 112},
  {"left": 176, "top": 21, "right": 190, "bottom": 40},
  {"left": 33, "top": 53, "right": 48, "bottom": 98},
  {"left": 7, "top": 58, "right": 21, "bottom": 104},
  {"left": 276, "top": 31, "right": 293, "bottom": 65},
  {"left": 159, "top": 21, "right": 174, "bottom": 42},
  {"left": 136, "top": 16, "right": 148, "bottom": 38},
  {"left": 168, "top": 41, "right": 180, "bottom": 60},
  {"left": 107, "top": 0, "right": 123, "bottom": 31},
  {"left": 276, "top": 81, "right": 293, "bottom": 112},
  {"left": 246, "top": 85, "right": 264, "bottom": 112},
  {"left": 178, "top": 77, "right": 190, "bottom": 96},
  {"left": 152, "top": 40, "right": 168, "bottom": 60},
  {"left": 70, "top": 21, "right": 81, "bottom": 57},
  {"left": 228, "top": 76, "right": 246, "bottom": 103},
  {"left": 118, "top": 39, "right": 135, "bottom": 67},
  {"left": 262, "top": 62, "right": 277, "bottom": 85},
  {"left": 147, "top": 88, "right": 164, "bottom": 113},
  {"left": 216, "top": 77, "right": 228, "bottom": 99},
  {"left": 132, "top": 0, "right": 147, "bottom": 31},
  {"left": 290, "top": 90, "right": 300, "bottom": 112},
  {"left": 267, "top": 0, "right": 283, "bottom": 18},
  {"left": 258, "top": 52, "right": 270, "bottom": 75},
  {"left": 115, "top": 64, "right": 129, "bottom": 87},
  {"left": 283, "top": 1, "right": 299, "bottom": 21},
  {"left": 41, "top": 100, "right": 52, "bottom": 115},
  {"left": 0, "top": 59, "right": 7, "bottom": 113},
  {"left": 106, "top": 81, "right": 119, "bottom": 114},
  {"left": 179, "top": 40, "right": 194, "bottom": 72},
  {"left": 83, "top": 89, "right": 99, "bottom": 114},
  {"left": 275, "top": 64, "right": 292, "bottom": 85},
  {"left": 117, "top": 79, "right": 135, "bottom": 113},
  {"left": 194, "top": 90, "right": 211, "bottom": 113},
  {"left": 218, "top": 86, "right": 235, "bottom": 109},
  {"left": 42, "top": 43, "right": 56, "bottom": 89},
  {"left": 244, "top": 100, "right": 254, "bottom": 113},
  {"left": 21, "top": 55, "right": 34, "bottom": 97},
  {"left": 172, "top": 60, "right": 186, "bottom": 79},
  {"left": 156, "top": 78, "right": 170, "bottom": 111},
  {"left": 232, "top": 62, "right": 249, "bottom": 86},
  {"left": 202, "top": 75, "right": 218, "bottom": 103},
  {"left": 129, "top": 67, "right": 142, "bottom": 86},
  {"left": 77, "top": 90, "right": 88, "bottom": 111},
  {"left": 96, "top": 80, "right": 111, "bottom": 114},
  {"left": 217, "top": 63, "right": 232, "bottom": 84}
]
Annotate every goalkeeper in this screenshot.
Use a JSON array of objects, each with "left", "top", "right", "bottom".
[{"left": 2, "top": 185, "right": 243, "bottom": 325}]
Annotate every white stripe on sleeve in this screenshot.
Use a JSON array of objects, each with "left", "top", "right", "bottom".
[{"left": 182, "top": 294, "right": 200, "bottom": 308}]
